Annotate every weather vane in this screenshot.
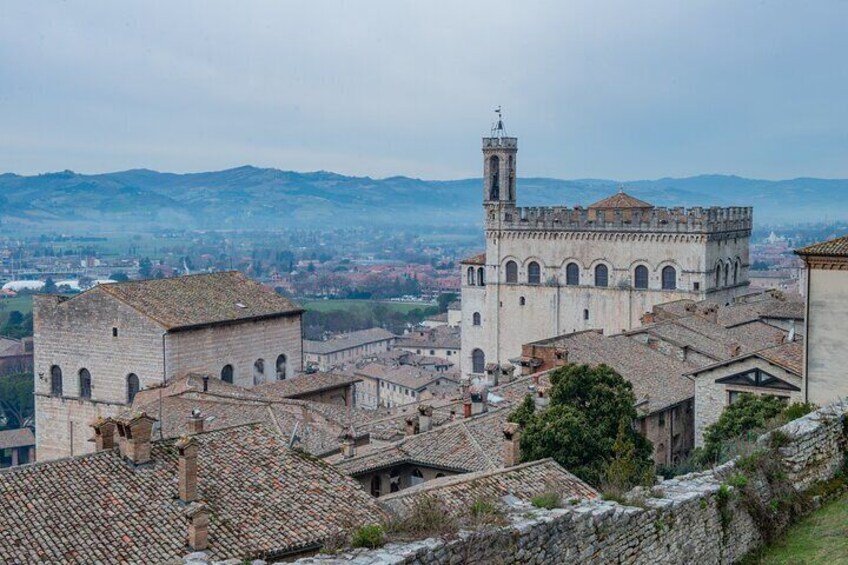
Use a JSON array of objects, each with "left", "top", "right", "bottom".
[{"left": 492, "top": 106, "right": 506, "bottom": 137}]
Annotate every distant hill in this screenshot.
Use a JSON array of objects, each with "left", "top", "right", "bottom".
[{"left": 1, "top": 166, "right": 845, "bottom": 233}]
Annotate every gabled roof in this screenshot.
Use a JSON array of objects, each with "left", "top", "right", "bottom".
[
  {"left": 0, "top": 428, "right": 34, "bottom": 450},
  {"left": 795, "top": 235, "right": 848, "bottom": 257},
  {"left": 254, "top": 372, "right": 361, "bottom": 399},
  {"left": 379, "top": 459, "right": 598, "bottom": 519},
  {"left": 686, "top": 340, "right": 804, "bottom": 377},
  {"left": 303, "top": 328, "right": 396, "bottom": 355},
  {"left": 89, "top": 271, "right": 302, "bottom": 330},
  {"left": 460, "top": 253, "right": 486, "bottom": 265},
  {"left": 588, "top": 189, "right": 653, "bottom": 210},
  {"left": 334, "top": 410, "right": 510, "bottom": 476},
  {"left": 0, "top": 424, "right": 385, "bottom": 563}
]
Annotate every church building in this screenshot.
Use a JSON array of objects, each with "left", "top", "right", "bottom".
[{"left": 461, "top": 118, "right": 753, "bottom": 379}]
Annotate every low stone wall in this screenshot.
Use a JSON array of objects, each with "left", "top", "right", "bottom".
[{"left": 186, "top": 400, "right": 847, "bottom": 565}]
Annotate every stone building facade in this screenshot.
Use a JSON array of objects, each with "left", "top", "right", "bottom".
[
  {"left": 34, "top": 272, "right": 303, "bottom": 461},
  {"left": 796, "top": 235, "right": 848, "bottom": 405},
  {"left": 460, "top": 121, "right": 753, "bottom": 378}
]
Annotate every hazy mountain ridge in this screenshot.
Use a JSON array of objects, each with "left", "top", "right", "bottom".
[{"left": 1, "top": 166, "right": 845, "bottom": 233}]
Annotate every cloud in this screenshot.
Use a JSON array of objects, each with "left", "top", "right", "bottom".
[{"left": 1, "top": 0, "right": 846, "bottom": 179}]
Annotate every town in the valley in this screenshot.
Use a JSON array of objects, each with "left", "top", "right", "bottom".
[{"left": 2, "top": 121, "right": 848, "bottom": 564}]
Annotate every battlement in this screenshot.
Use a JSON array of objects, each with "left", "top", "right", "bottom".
[
  {"left": 486, "top": 204, "right": 753, "bottom": 234},
  {"left": 482, "top": 137, "right": 517, "bottom": 149}
]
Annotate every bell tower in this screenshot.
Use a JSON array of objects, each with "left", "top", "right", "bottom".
[{"left": 482, "top": 107, "right": 517, "bottom": 206}]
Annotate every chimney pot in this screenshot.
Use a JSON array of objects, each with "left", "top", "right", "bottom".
[
  {"left": 340, "top": 429, "right": 356, "bottom": 458},
  {"left": 188, "top": 410, "right": 204, "bottom": 435},
  {"left": 115, "top": 412, "right": 157, "bottom": 466},
  {"left": 463, "top": 400, "right": 472, "bottom": 419},
  {"left": 503, "top": 422, "right": 522, "bottom": 467},
  {"left": 417, "top": 404, "right": 433, "bottom": 433},
  {"left": 176, "top": 435, "right": 199, "bottom": 503},
  {"left": 91, "top": 417, "right": 116, "bottom": 451},
  {"left": 186, "top": 504, "right": 210, "bottom": 551},
  {"left": 405, "top": 416, "right": 418, "bottom": 436}
]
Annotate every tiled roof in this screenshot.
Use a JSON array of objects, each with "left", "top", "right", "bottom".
[
  {"left": 756, "top": 340, "right": 804, "bottom": 375},
  {"left": 588, "top": 190, "right": 653, "bottom": 209},
  {"left": 334, "top": 410, "right": 511, "bottom": 476},
  {"left": 396, "top": 325, "right": 461, "bottom": 350},
  {"left": 460, "top": 253, "right": 486, "bottom": 265},
  {"left": 0, "top": 337, "right": 24, "bottom": 357},
  {"left": 0, "top": 424, "right": 385, "bottom": 563},
  {"left": 535, "top": 331, "right": 694, "bottom": 414},
  {"left": 254, "top": 372, "right": 361, "bottom": 399},
  {"left": 379, "top": 459, "right": 598, "bottom": 519},
  {"left": 796, "top": 235, "right": 848, "bottom": 257},
  {"left": 303, "top": 328, "right": 396, "bottom": 355},
  {"left": 90, "top": 271, "right": 302, "bottom": 330},
  {"left": 355, "top": 363, "right": 460, "bottom": 391},
  {"left": 0, "top": 428, "right": 35, "bottom": 450}
]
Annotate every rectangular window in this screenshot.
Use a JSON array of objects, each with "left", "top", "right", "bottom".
[
  {"left": 583, "top": 309, "right": 589, "bottom": 321},
  {"left": 112, "top": 327, "right": 118, "bottom": 337},
  {"left": 693, "top": 282, "right": 700, "bottom": 291}
]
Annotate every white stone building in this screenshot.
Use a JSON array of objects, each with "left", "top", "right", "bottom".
[
  {"left": 33, "top": 272, "right": 303, "bottom": 461},
  {"left": 796, "top": 235, "right": 848, "bottom": 405},
  {"left": 460, "top": 120, "right": 753, "bottom": 379},
  {"left": 303, "top": 328, "right": 396, "bottom": 372}
]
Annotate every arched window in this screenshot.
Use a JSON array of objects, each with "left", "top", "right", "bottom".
[
  {"left": 50, "top": 365, "right": 63, "bottom": 397},
  {"left": 488, "top": 155, "right": 500, "bottom": 200},
  {"left": 472, "top": 312, "right": 481, "bottom": 326},
  {"left": 662, "top": 266, "right": 677, "bottom": 290},
  {"left": 595, "top": 264, "right": 609, "bottom": 287},
  {"left": 527, "top": 261, "right": 541, "bottom": 284},
  {"left": 634, "top": 265, "right": 649, "bottom": 289},
  {"left": 472, "top": 349, "right": 485, "bottom": 374},
  {"left": 78, "top": 368, "right": 92, "bottom": 399},
  {"left": 566, "top": 263, "right": 579, "bottom": 286},
  {"left": 276, "top": 354, "right": 287, "bottom": 380},
  {"left": 508, "top": 155, "right": 515, "bottom": 200},
  {"left": 467, "top": 266, "right": 475, "bottom": 286},
  {"left": 733, "top": 261, "right": 739, "bottom": 285},
  {"left": 221, "top": 364, "right": 234, "bottom": 384},
  {"left": 253, "top": 358, "right": 265, "bottom": 385},
  {"left": 724, "top": 263, "right": 730, "bottom": 287},
  {"left": 505, "top": 260, "right": 518, "bottom": 283},
  {"left": 411, "top": 468, "right": 425, "bottom": 486},
  {"left": 126, "top": 373, "right": 140, "bottom": 405},
  {"left": 519, "top": 296, "right": 526, "bottom": 306},
  {"left": 715, "top": 263, "right": 722, "bottom": 288},
  {"left": 370, "top": 475, "right": 381, "bottom": 497},
  {"left": 477, "top": 267, "right": 485, "bottom": 286}
]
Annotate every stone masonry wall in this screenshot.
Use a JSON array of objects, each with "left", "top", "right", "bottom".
[{"left": 272, "top": 399, "right": 848, "bottom": 565}]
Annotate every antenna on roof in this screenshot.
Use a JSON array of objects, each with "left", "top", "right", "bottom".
[{"left": 491, "top": 106, "right": 507, "bottom": 138}]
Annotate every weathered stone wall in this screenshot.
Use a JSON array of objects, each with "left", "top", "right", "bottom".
[{"left": 279, "top": 400, "right": 848, "bottom": 565}]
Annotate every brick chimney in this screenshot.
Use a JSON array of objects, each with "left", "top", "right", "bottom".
[
  {"left": 185, "top": 503, "right": 209, "bottom": 551},
  {"left": 404, "top": 416, "right": 418, "bottom": 436},
  {"left": 699, "top": 305, "right": 719, "bottom": 324},
  {"left": 727, "top": 343, "right": 741, "bottom": 358},
  {"left": 340, "top": 428, "right": 356, "bottom": 458},
  {"left": 114, "top": 412, "right": 157, "bottom": 466},
  {"left": 463, "top": 399, "right": 472, "bottom": 419},
  {"left": 418, "top": 404, "right": 433, "bottom": 433},
  {"left": 534, "top": 387, "right": 551, "bottom": 411},
  {"left": 91, "top": 417, "right": 116, "bottom": 451},
  {"left": 503, "top": 422, "right": 522, "bottom": 467},
  {"left": 187, "top": 410, "right": 204, "bottom": 435},
  {"left": 175, "top": 435, "right": 199, "bottom": 503}
]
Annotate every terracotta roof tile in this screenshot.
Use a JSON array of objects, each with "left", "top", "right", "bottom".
[
  {"left": 588, "top": 190, "right": 653, "bottom": 209},
  {"left": 0, "top": 428, "right": 35, "bottom": 450},
  {"left": 0, "top": 425, "right": 384, "bottom": 563},
  {"left": 303, "top": 328, "right": 396, "bottom": 355},
  {"left": 379, "top": 459, "right": 598, "bottom": 519},
  {"left": 254, "top": 372, "right": 361, "bottom": 399},
  {"left": 796, "top": 234, "right": 848, "bottom": 257},
  {"left": 92, "top": 271, "right": 302, "bottom": 330},
  {"left": 460, "top": 253, "right": 486, "bottom": 265}
]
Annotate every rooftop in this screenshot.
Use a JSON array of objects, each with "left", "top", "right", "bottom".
[
  {"left": 0, "top": 424, "right": 385, "bottom": 563},
  {"left": 303, "top": 327, "right": 397, "bottom": 355},
  {"left": 379, "top": 459, "right": 598, "bottom": 520},
  {"left": 75, "top": 271, "right": 302, "bottom": 331},
  {"left": 0, "top": 428, "right": 35, "bottom": 450},
  {"left": 254, "top": 372, "right": 361, "bottom": 399},
  {"left": 796, "top": 234, "right": 848, "bottom": 257},
  {"left": 588, "top": 189, "right": 653, "bottom": 210},
  {"left": 396, "top": 325, "right": 461, "bottom": 350},
  {"left": 459, "top": 253, "right": 486, "bottom": 266}
]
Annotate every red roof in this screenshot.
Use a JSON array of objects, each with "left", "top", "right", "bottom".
[{"left": 588, "top": 190, "right": 653, "bottom": 209}]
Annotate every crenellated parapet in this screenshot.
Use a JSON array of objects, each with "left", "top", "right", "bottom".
[{"left": 486, "top": 204, "right": 753, "bottom": 234}]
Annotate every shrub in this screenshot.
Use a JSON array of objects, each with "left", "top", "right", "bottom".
[
  {"left": 351, "top": 524, "right": 384, "bottom": 549},
  {"left": 531, "top": 492, "right": 561, "bottom": 510},
  {"left": 727, "top": 473, "right": 749, "bottom": 489},
  {"left": 702, "top": 395, "right": 788, "bottom": 464},
  {"left": 384, "top": 496, "right": 457, "bottom": 540}
]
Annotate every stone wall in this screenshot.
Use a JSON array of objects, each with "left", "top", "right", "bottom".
[{"left": 276, "top": 400, "right": 848, "bottom": 565}]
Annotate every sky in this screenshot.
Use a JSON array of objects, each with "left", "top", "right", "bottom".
[{"left": 1, "top": 1, "right": 847, "bottom": 180}]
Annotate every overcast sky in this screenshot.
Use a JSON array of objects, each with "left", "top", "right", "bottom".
[{"left": 1, "top": 1, "right": 847, "bottom": 180}]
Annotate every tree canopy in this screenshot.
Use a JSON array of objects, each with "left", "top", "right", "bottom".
[
  {"left": 510, "top": 364, "right": 653, "bottom": 488},
  {"left": 0, "top": 373, "right": 34, "bottom": 430}
]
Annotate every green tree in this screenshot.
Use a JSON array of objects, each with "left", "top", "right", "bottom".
[
  {"left": 513, "top": 364, "right": 653, "bottom": 488},
  {"left": 139, "top": 257, "right": 153, "bottom": 278},
  {"left": 109, "top": 272, "right": 130, "bottom": 282},
  {"left": 507, "top": 394, "right": 535, "bottom": 427},
  {"left": 437, "top": 293, "right": 458, "bottom": 313},
  {"left": 701, "top": 394, "right": 789, "bottom": 463},
  {"left": 42, "top": 277, "right": 57, "bottom": 294},
  {"left": 0, "top": 373, "right": 34, "bottom": 429},
  {"left": 1, "top": 311, "right": 32, "bottom": 339}
]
